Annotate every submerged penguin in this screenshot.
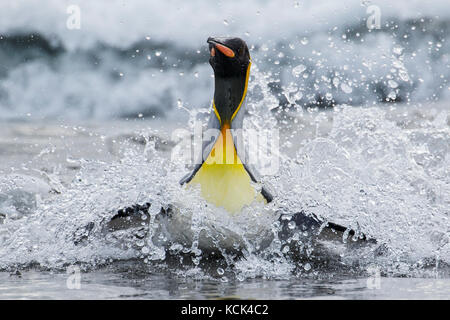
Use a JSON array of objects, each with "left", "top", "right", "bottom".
[{"left": 101, "top": 37, "right": 372, "bottom": 253}]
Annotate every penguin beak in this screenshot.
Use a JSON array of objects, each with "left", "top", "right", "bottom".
[{"left": 207, "top": 38, "right": 235, "bottom": 58}]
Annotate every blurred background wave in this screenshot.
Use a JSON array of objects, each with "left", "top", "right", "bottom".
[{"left": 0, "top": 0, "right": 448, "bottom": 121}]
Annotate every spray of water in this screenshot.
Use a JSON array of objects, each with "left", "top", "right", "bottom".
[{"left": 0, "top": 60, "right": 449, "bottom": 280}]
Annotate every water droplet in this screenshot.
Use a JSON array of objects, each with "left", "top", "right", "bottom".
[
  {"left": 341, "top": 83, "right": 353, "bottom": 93},
  {"left": 136, "top": 240, "right": 144, "bottom": 247},
  {"left": 399, "top": 70, "right": 410, "bottom": 81},
  {"left": 304, "top": 263, "right": 311, "bottom": 271},
  {"left": 333, "top": 77, "right": 340, "bottom": 87},
  {"left": 292, "top": 64, "right": 306, "bottom": 77},
  {"left": 288, "top": 221, "right": 296, "bottom": 229},
  {"left": 141, "top": 247, "right": 149, "bottom": 254},
  {"left": 393, "top": 45, "right": 404, "bottom": 55},
  {"left": 245, "top": 31, "right": 250, "bottom": 37},
  {"left": 145, "top": 36, "right": 151, "bottom": 40},
  {"left": 388, "top": 80, "right": 398, "bottom": 88},
  {"left": 325, "top": 92, "right": 333, "bottom": 100},
  {"left": 217, "top": 267, "right": 224, "bottom": 275},
  {"left": 223, "top": 19, "right": 229, "bottom": 26},
  {"left": 119, "top": 72, "right": 124, "bottom": 77},
  {"left": 300, "top": 37, "right": 309, "bottom": 45},
  {"left": 392, "top": 60, "right": 403, "bottom": 69},
  {"left": 138, "top": 113, "right": 143, "bottom": 118},
  {"left": 294, "top": 91, "right": 303, "bottom": 100},
  {"left": 146, "top": 55, "right": 151, "bottom": 60},
  {"left": 387, "top": 91, "right": 397, "bottom": 100},
  {"left": 194, "top": 72, "right": 199, "bottom": 78},
  {"left": 155, "top": 51, "right": 162, "bottom": 57}
]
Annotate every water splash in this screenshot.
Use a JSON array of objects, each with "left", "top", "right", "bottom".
[{"left": 0, "top": 65, "right": 449, "bottom": 280}]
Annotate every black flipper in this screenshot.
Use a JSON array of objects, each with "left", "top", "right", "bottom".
[
  {"left": 179, "top": 109, "right": 220, "bottom": 185},
  {"left": 278, "top": 210, "right": 374, "bottom": 244},
  {"left": 107, "top": 202, "right": 152, "bottom": 231},
  {"left": 261, "top": 186, "right": 274, "bottom": 203},
  {"left": 105, "top": 203, "right": 372, "bottom": 244},
  {"left": 106, "top": 202, "right": 174, "bottom": 232}
]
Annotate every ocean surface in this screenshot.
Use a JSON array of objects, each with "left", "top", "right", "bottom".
[{"left": 0, "top": 0, "right": 449, "bottom": 299}]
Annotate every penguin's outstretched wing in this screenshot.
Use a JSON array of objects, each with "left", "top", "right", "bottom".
[
  {"left": 179, "top": 100, "right": 275, "bottom": 203},
  {"left": 179, "top": 109, "right": 221, "bottom": 185},
  {"left": 231, "top": 101, "right": 274, "bottom": 203}
]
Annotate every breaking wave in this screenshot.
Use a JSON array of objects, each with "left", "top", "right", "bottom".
[{"left": 0, "top": 0, "right": 449, "bottom": 120}]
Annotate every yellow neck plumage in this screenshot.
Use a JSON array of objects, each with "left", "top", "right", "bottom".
[
  {"left": 190, "top": 124, "right": 262, "bottom": 214},
  {"left": 189, "top": 62, "right": 264, "bottom": 214}
]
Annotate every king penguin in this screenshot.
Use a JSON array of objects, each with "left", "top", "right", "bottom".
[
  {"left": 179, "top": 37, "right": 273, "bottom": 214},
  {"left": 103, "top": 37, "right": 373, "bottom": 251}
]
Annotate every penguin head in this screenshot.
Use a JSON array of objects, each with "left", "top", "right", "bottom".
[{"left": 207, "top": 37, "right": 250, "bottom": 78}]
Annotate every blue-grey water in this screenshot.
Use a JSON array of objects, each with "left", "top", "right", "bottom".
[{"left": 1, "top": 268, "right": 449, "bottom": 299}]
